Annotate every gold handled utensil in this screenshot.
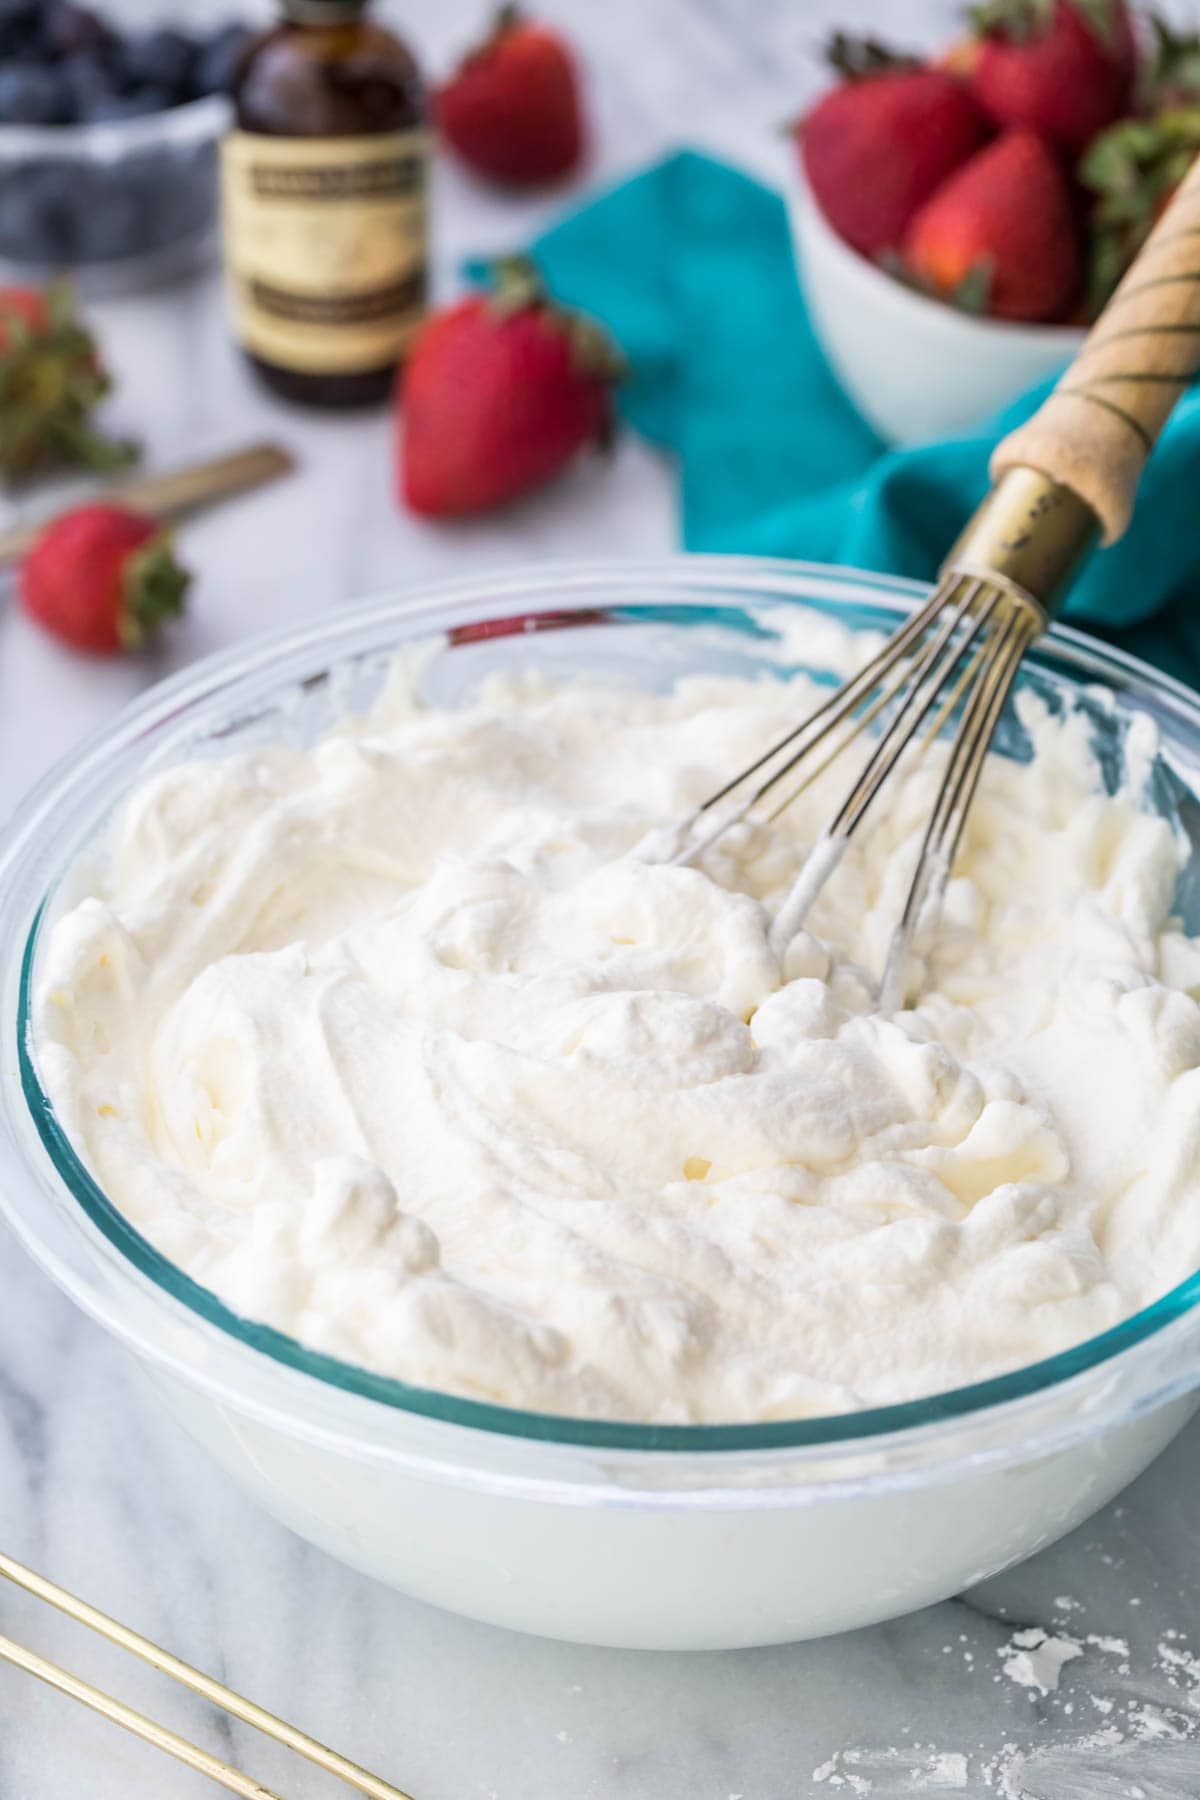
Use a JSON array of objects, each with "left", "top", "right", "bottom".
[
  {"left": 0, "top": 441, "right": 296, "bottom": 569},
  {"left": 0, "top": 1551, "right": 414, "bottom": 1800},
  {"left": 656, "top": 154, "right": 1200, "bottom": 1008}
]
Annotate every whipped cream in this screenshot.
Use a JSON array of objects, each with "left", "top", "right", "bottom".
[{"left": 34, "top": 650, "right": 1200, "bottom": 1423}]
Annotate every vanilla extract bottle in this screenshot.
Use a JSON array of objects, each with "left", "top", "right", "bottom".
[{"left": 221, "top": 0, "right": 428, "bottom": 407}]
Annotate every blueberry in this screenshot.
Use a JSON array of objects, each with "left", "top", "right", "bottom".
[
  {"left": 61, "top": 50, "right": 118, "bottom": 121},
  {"left": 190, "top": 22, "right": 251, "bottom": 98},
  {"left": 121, "top": 27, "right": 196, "bottom": 101},
  {"left": 99, "top": 36, "right": 135, "bottom": 94},
  {"left": 44, "top": 1, "right": 116, "bottom": 59},
  {"left": 0, "top": 0, "right": 38, "bottom": 24},
  {"left": 0, "top": 63, "right": 72, "bottom": 126},
  {"left": 0, "top": 0, "right": 42, "bottom": 60}
]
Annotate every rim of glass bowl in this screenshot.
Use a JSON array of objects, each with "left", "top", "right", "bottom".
[
  {"left": 7, "top": 553, "right": 1200, "bottom": 1459},
  {"left": 0, "top": 92, "right": 228, "bottom": 158}
]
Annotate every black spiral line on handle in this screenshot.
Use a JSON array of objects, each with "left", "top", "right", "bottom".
[{"left": 1045, "top": 194, "right": 1200, "bottom": 454}]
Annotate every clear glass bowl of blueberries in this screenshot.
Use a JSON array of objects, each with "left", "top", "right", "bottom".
[{"left": 0, "top": 0, "right": 251, "bottom": 291}]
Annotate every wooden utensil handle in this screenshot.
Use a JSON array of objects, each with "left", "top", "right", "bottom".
[
  {"left": 0, "top": 442, "right": 294, "bottom": 570},
  {"left": 992, "top": 154, "right": 1200, "bottom": 543}
]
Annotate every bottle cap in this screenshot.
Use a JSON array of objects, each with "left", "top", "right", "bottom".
[{"left": 281, "top": 0, "right": 370, "bottom": 21}]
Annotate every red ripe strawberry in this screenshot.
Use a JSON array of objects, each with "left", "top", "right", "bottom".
[
  {"left": 20, "top": 505, "right": 190, "bottom": 655},
  {"left": 399, "top": 259, "right": 622, "bottom": 518},
  {"left": 798, "top": 39, "right": 989, "bottom": 256},
  {"left": 903, "top": 128, "right": 1080, "bottom": 321},
  {"left": 968, "top": 0, "right": 1136, "bottom": 155},
  {"left": 0, "top": 281, "right": 137, "bottom": 484},
  {"left": 437, "top": 5, "right": 584, "bottom": 187}
]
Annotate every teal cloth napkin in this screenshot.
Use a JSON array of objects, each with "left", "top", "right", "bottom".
[{"left": 524, "top": 151, "right": 1200, "bottom": 687}]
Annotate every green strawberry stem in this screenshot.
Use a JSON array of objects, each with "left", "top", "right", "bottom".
[
  {"left": 119, "top": 532, "right": 190, "bottom": 651},
  {"left": 824, "top": 32, "right": 920, "bottom": 79},
  {"left": 0, "top": 282, "right": 140, "bottom": 485},
  {"left": 488, "top": 256, "right": 626, "bottom": 384},
  {"left": 52, "top": 418, "right": 141, "bottom": 476},
  {"left": 970, "top": 0, "right": 1120, "bottom": 49},
  {"left": 1080, "top": 108, "right": 1200, "bottom": 314},
  {"left": 1139, "top": 16, "right": 1200, "bottom": 107},
  {"left": 489, "top": 254, "right": 547, "bottom": 315},
  {"left": 880, "top": 250, "right": 995, "bottom": 315},
  {"left": 480, "top": 3, "right": 522, "bottom": 50},
  {"left": 951, "top": 261, "right": 994, "bottom": 314}
]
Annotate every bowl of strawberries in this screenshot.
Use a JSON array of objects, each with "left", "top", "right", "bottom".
[{"left": 789, "top": 1, "right": 1198, "bottom": 445}]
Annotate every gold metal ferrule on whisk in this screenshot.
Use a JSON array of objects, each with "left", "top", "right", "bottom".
[{"left": 941, "top": 465, "right": 1099, "bottom": 626}]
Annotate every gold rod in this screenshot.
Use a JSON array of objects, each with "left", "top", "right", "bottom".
[
  {"left": 938, "top": 614, "right": 1036, "bottom": 862},
  {"left": 0, "top": 1553, "right": 415, "bottom": 1800},
  {"left": 0, "top": 442, "right": 296, "bottom": 568},
  {"left": 895, "top": 603, "right": 1031, "bottom": 952},
  {"left": 763, "top": 670, "right": 901, "bottom": 825},
  {"left": 916, "top": 637, "right": 986, "bottom": 755},
  {"left": 0, "top": 1632, "right": 283, "bottom": 1800},
  {"left": 693, "top": 585, "right": 948, "bottom": 816},
  {"left": 829, "top": 579, "right": 990, "bottom": 839}
]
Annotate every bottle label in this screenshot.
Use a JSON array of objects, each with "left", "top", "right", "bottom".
[{"left": 221, "top": 129, "right": 429, "bottom": 376}]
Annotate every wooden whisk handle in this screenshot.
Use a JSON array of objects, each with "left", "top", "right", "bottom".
[{"left": 992, "top": 153, "right": 1200, "bottom": 543}]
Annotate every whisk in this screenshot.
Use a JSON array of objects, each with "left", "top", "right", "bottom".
[{"left": 660, "top": 155, "right": 1200, "bottom": 1010}]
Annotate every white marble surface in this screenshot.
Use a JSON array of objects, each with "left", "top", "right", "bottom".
[{"left": 4, "top": 3, "right": 1200, "bottom": 1796}]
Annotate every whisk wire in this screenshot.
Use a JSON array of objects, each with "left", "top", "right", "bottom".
[
  {"left": 0, "top": 1630, "right": 285, "bottom": 1800},
  {"left": 0, "top": 1551, "right": 414, "bottom": 1800},
  {"left": 824, "top": 576, "right": 988, "bottom": 840},
  {"left": 880, "top": 597, "right": 1037, "bottom": 1010},
  {"left": 762, "top": 675, "right": 898, "bottom": 825},
  {"left": 693, "top": 585, "right": 949, "bottom": 814},
  {"left": 668, "top": 585, "right": 954, "bottom": 865}
]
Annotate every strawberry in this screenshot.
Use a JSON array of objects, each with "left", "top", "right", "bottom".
[
  {"left": 0, "top": 281, "right": 138, "bottom": 484},
  {"left": 968, "top": 0, "right": 1136, "bottom": 155},
  {"left": 436, "top": 5, "right": 584, "bottom": 187},
  {"left": 903, "top": 128, "right": 1080, "bottom": 321},
  {"left": 1081, "top": 108, "right": 1200, "bottom": 314},
  {"left": 399, "top": 258, "right": 622, "bottom": 518},
  {"left": 798, "top": 39, "right": 989, "bottom": 256},
  {"left": 20, "top": 504, "right": 190, "bottom": 655}
]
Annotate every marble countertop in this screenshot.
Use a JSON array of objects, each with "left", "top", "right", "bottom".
[{"left": 4, "top": 3, "right": 1200, "bottom": 1795}]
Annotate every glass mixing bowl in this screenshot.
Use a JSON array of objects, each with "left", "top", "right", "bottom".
[{"left": 4, "top": 556, "right": 1200, "bottom": 1651}]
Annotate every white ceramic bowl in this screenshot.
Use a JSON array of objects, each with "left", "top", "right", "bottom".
[
  {"left": 4, "top": 557, "right": 1200, "bottom": 1651},
  {"left": 787, "top": 161, "right": 1084, "bottom": 446}
]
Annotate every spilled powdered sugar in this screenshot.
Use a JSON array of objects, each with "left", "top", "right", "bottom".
[
  {"left": 998, "top": 1629, "right": 1083, "bottom": 1696},
  {"left": 810, "top": 1612, "right": 1200, "bottom": 1796}
]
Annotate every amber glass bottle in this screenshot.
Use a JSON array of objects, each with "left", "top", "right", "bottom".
[{"left": 222, "top": 0, "right": 427, "bottom": 407}]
